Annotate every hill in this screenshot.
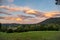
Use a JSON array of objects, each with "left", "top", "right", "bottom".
[{"left": 37, "top": 17, "right": 60, "bottom": 25}]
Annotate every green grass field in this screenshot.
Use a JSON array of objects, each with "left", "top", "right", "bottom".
[{"left": 0, "top": 31, "right": 60, "bottom": 40}]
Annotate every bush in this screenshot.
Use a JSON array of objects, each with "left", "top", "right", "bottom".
[{"left": 7, "top": 29, "right": 14, "bottom": 33}]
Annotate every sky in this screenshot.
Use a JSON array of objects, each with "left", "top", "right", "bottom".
[{"left": 0, "top": 0, "right": 60, "bottom": 24}]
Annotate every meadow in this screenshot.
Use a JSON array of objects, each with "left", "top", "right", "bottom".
[{"left": 0, "top": 31, "right": 60, "bottom": 40}]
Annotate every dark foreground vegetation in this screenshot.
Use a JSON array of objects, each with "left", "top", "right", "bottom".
[{"left": 0, "top": 23, "right": 60, "bottom": 33}]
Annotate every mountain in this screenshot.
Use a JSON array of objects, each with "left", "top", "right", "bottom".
[{"left": 37, "top": 17, "right": 60, "bottom": 25}]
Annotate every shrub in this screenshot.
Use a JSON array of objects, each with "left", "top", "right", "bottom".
[{"left": 7, "top": 29, "right": 14, "bottom": 33}]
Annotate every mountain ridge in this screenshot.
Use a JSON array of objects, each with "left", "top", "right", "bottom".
[{"left": 37, "top": 17, "right": 60, "bottom": 25}]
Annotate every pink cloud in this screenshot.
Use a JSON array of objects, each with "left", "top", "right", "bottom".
[{"left": 0, "top": 5, "right": 60, "bottom": 24}]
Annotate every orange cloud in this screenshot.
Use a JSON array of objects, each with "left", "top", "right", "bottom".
[
  {"left": 0, "top": 14, "right": 34, "bottom": 22},
  {"left": 0, "top": 16, "right": 23, "bottom": 22},
  {"left": 0, "top": 5, "right": 60, "bottom": 19},
  {"left": 44, "top": 12, "right": 60, "bottom": 18},
  {"left": 15, "top": 18, "right": 22, "bottom": 21},
  {"left": 0, "top": 6, "right": 8, "bottom": 9},
  {"left": 5, "top": 17, "right": 23, "bottom": 22},
  {"left": 0, "top": 5, "right": 39, "bottom": 14},
  {"left": 24, "top": 9, "right": 38, "bottom": 14},
  {"left": 44, "top": 13, "right": 55, "bottom": 18}
]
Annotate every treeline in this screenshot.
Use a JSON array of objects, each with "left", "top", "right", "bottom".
[{"left": 0, "top": 23, "right": 60, "bottom": 33}]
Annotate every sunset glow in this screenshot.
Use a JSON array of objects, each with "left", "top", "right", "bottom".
[
  {"left": 16, "top": 18, "right": 22, "bottom": 21},
  {"left": 0, "top": 0, "right": 60, "bottom": 24}
]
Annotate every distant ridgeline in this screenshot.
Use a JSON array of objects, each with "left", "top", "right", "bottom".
[
  {"left": 0, "top": 17, "right": 60, "bottom": 32},
  {"left": 38, "top": 17, "right": 60, "bottom": 24}
]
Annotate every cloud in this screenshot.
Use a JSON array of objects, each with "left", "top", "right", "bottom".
[
  {"left": 24, "top": 10, "right": 45, "bottom": 17},
  {"left": 44, "top": 12, "right": 60, "bottom": 18},
  {"left": 0, "top": 14, "right": 35, "bottom": 22},
  {"left": 24, "top": 9, "right": 60, "bottom": 18},
  {"left": 24, "top": 9, "right": 38, "bottom": 14},
  {"left": 0, "top": 5, "right": 60, "bottom": 24},
  {"left": 0, "top": 12, "right": 12, "bottom": 15},
  {"left": 17, "top": 15, "right": 34, "bottom": 19},
  {"left": 0, "top": 16, "right": 23, "bottom": 22},
  {"left": 24, "top": 10, "right": 60, "bottom": 18},
  {"left": 0, "top": 5, "right": 44, "bottom": 17},
  {"left": 0, "top": 5, "right": 29, "bottom": 12},
  {"left": 0, "top": 5, "right": 39, "bottom": 14},
  {"left": 0, "top": 16, "right": 47, "bottom": 24},
  {"left": 6, "top": 17, "right": 23, "bottom": 22},
  {"left": 0, "top": 16, "right": 5, "bottom": 19}
]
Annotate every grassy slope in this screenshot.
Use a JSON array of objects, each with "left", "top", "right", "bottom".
[{"left": 0, "top": 31, "right": 60, "bottom": 40}]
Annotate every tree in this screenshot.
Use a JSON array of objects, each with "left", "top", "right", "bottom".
[
  {"left": 0, "top": 23, "right": 1, "bottom": 31},
  {"left": 55, "top": 0, "right": 60, "bottom": 5},
  {"left": 7, "top": 29, "right": 14, "bottom": 33}
]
